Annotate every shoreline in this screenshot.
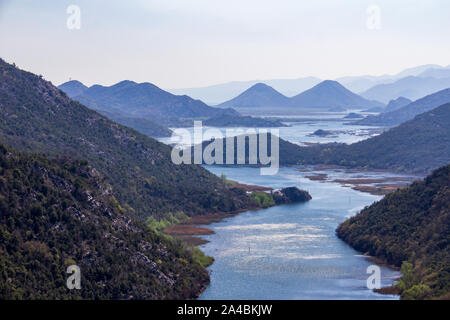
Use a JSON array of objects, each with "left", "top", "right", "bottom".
[{"left": 303, "top": 168, "right": 420, "bottom": 196}]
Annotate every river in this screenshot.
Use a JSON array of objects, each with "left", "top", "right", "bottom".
[{"left": 159, "top": 116, "right": 402, "bottom": 299}]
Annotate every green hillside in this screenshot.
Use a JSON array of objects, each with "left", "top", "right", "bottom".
[
  {"left": 336, "top": 164, "right": 450, "bottom": 299},
  {"left": 0, "top": 146, "right": 208, "bottom": 299}
]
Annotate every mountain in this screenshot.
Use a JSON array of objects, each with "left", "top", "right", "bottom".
[
  {"left": 337, "top": 164, "right": 450, "bottom": 299},
  {"left": 0, "top": 58, "right": 255, "bottom": 223},
  {"left": 59, "top": 80, "right": 238, "bottom": 126},
  {"left": 289, "top": 80, "right": 384, "bottom": 109},
  {"left": 58, "top": 81, "right": 174, "bottom": 137},
  {"left": 383, "top": 97, "right": 412, "bottom": 113},
  {"left": 0, "top": 146, "right": 209, "bottom": 299},
  {"left": 218, "top": 83, "right": 290, "bottom": 108},
  {"left": 355, "top": 88, "right": 450, "bottom": 126},
  {"left": 57, "top": 80, "right": 88, "bottom": 98},
  {"left": 169, "top": 77, "right": 321, "bottom": 104},
  {"left": 360, "top": 76, "right": 450, "bottom": 103}
]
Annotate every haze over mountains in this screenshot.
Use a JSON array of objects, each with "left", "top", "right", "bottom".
[
  {"left": 169, "top": 64, "right": 450, "bottom": 104},
  {"left": 360, "top": 76, "right": 450, "bottom": 104},
  {"left": 219, "top": 80, "right": 383, "bottom": 109},
  {"left": 58, "top": 80, "right": 286, "bottom": 131}
]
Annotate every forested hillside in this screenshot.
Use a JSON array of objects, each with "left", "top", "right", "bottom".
[
  {"left": 0, "top": 59, "right": 254, "bottom": 222},
  {"left": 0, "top": 146, "right": 209, "bottom": 299},
  {"left": 336, "top": 164, "right": 450, "bottom": 299}
]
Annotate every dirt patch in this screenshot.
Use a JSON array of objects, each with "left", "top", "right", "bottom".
[
  {"left": 228, "top": 180, "right": 272, "bottom": 192},
  {"left": 163, "top": 225, "right": 215, "bottom": 236}
]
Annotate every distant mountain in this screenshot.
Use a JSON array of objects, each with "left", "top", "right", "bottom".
[
  {"left": 58, "top": 80, "right": 88, "bottom": 98},
  {"left": 0, "top": 58, "right": 254, "bottom": 223},
  {"left": 168, "top": 64, "right": 450, "bottom": 104},
  {"left": 360, "top": 76, "right": 450, "bottom": 103},
  {"left": 58, "top": 82, "right": 172, "bottom": 137},
  {"left": 218, "top": 83, "right": 290, "bottom": 108},
  {"left": 169, "top": 77, "right": 321, "bottom": 104},
  {"left": 337, "top": 64, "right": 447, "bottom": 93},
  {"left": 0, "top": 146, "right": 208, "bottom": 299},
  {"left": 59, "top": 80, "right": 238, "bottom": 126},
  {"left": 383, "top": 97, "right": 412, "bottom": 113},
  {"left": 337, "top": 164, "right": 450, "bottom": 299},
  {"left": 289, "top": 80, "right": 384, "bottom": 109},
  {"left": 355, "top": 88, "right": 450, "bottom": 126}
]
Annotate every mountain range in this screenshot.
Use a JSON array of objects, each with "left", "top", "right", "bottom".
[
  {"left": 169, "top": 64, "right": 450, "bottom": 104},
  {"left": 355, "top": 88, "right": 450, "bottom": 126},
  {"left": 59, "top": 80, "right": 286, "bottom": 130},
  {"left": 218, "top": 80, "right": 383, "bottom": 109},
  {"left": 169, "top": 77, "right": 321, "bottom": 104},
  {"left": 360, "top": 76, "right": 450, "bottom": 103},
  {"left": 59, "top": 80, "right": 238, "bottom": 127}
]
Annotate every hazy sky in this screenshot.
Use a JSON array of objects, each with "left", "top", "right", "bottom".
[{"left": 1, "top": 0, "right": 449, "bottom": 88}]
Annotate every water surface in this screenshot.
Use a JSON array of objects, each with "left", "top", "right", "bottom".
[{"left": 199, "top": 166, "right": 400, "bottom": 300}]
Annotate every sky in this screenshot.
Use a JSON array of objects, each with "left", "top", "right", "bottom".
[{"left": 0, "top": 0, "right": 449, "bottom": 89}]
